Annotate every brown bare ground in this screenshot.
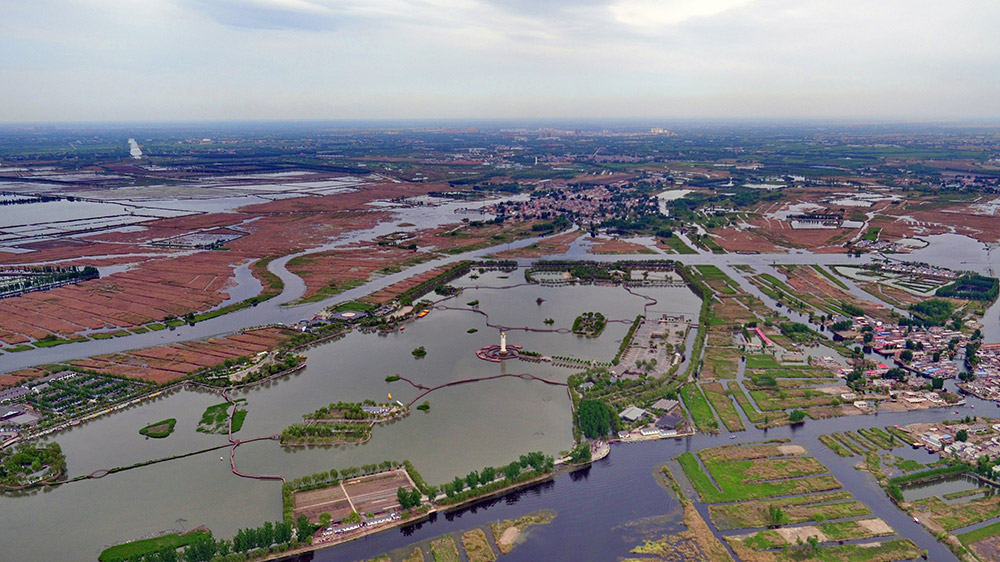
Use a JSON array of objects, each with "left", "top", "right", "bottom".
[
  {"left": 777, "top": 526, "right": 826, "bottom": 543},
  {"left": 293, "top": 484, "right": 353, "bottom": 524},
  {"left": 342, "top": 470, "right": 413, "bottom": 514},
  {"left": 0, "top": 181, "right": 457, "bottom": 342},
  {"left": 587, "top": 238, "right": 653, "bottom": 254},
  {"left": 362, "top": 265, "right": 455, "bottom": 305},
  {"left": 492, "top": 231, "right": 582, "bottom": 258},
  {"left": 712, "top": 227, "right": 786, "bottom": 254},
  {"left": 70, "top": 327, "right": 294, "bottom": 384},
  {"left": 286, "top": 246, "right": 428, "bottom": 301}
]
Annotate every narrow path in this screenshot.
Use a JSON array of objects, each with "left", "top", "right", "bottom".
[{"left": 221, "top": 388, "right": 286, "bottom": 483}]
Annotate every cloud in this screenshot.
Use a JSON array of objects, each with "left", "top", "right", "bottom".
[
  {"left": 609, "top": 0, "right": 753, "bottom": 27},
  {"left": 186, "top": 0, "right": 340, "bottom": 30}
]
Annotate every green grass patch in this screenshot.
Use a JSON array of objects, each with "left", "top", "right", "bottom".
[
  {"left": 958, "top": 519, "right": 1000, "bottom": 545},
  {"left": 147, "top": 323, "right": 167, "bottom": 331},
  {"left": 99, "top": 530, "right": 212, "bottom": 562},
  {"left": 912, "top": 494, "right": 1000, "bottom": 531},
  {"left": 885, "top": 425, "right": 919, "bottom": 446},
  {"left": 811, "top": 265, "right": 850, "bottom": 290},
  {"left": 139, "top": 418, "right": 176, "bottom": 439},
  {"left": 702, "top": 382, "right": 744, "bottom": 432},
  {"left": 681, "top": 384, "right": 718, "bottom": 433},
  {"left": 944, "top": 488, "right": 986, "bottom": 501},
  {"left": 708, "top": 491, "right": 864, "bottom": 530},
  {"left": 197, "top": 400, "right": 246, "bottom": 434},
  {"left": 745, "top": 353, "right": 780, "bottom": 369},
  {"left": 659, "top": 234, "right": 697, "bottom": 254},
  {"left": 830, "top": 433, "right": 867, "bottom": 455},
  {"left": 681, "top": 448, "right": 839, "bottom": 503},
  {"left": 819, "top": 434, "right": 854, "bottom": 457},
  {"left": 696, "top": 265, "right": 738, "bottom": 295},
  {"left": 6, "top": 344, "right": 34, "bottom": 352},
  {"left": 726, "top": 381, "right": 765, "bottom": 423},
  {"left": 749, "top": 388, "right": 840, "bottom": 411},
  {"left": 431, "top": 535, "right": 461, "bottom": 562},
  {"left": 889, "top": 463, "right": 965, "bottom": 485},
  {"left": 129, "top": 326, "right": 149, "bottom": 334},
  {"left": 33, "top": 336, "right": 87, "bottom": 348},
  {"left": 231, "top": 410, "right": 247, "bottom": 432}
]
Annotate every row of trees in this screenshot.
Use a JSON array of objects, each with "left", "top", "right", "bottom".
[
  {"left": 288, "top": 460, "right": 402, "bottom": 490},
  {"left": 280, "top": 422, "right": 370, "bottom": 444},
  {"left": 231, "top": 520, "right": 293, "bottom": 554}
]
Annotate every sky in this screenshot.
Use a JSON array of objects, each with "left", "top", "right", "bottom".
[{"left": 2, "top": 0, "right": 999, "bottom": 122}]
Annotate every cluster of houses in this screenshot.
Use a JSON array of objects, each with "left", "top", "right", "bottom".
[
  {"left": 959, "top": 343, "right": 1000, "bottom": 400},
  {"left": 916, "top": 422, "right": 1000, "bottom": 461},
  {"left": 615, "top": 398, "right": 687, "bottom": 440},
  {"left": 875, "top": 262, "right": 959, "bottom": 281},
  {"left": 851, "top": 239, "right": 905, "bottom": 253},
  {"left": 843, "top": 317, "right": 970, "bottom": 379}
]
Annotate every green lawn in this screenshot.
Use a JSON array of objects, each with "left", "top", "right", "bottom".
[
  {"left": 958, "top": 519, "right": 1000, "bottom": 545},
  {"left": 681, "top": 384, "right": 718, "bottom": 433},
  {"left": 659, "top": 235, "right": 697, "bottom": 254},
  {"left": 99, "top": 530, "right": 211, "bottom": 562},
  {"left": 139, "top": 418, "right": 176, "bottom": 439},
  {"left": 678, "top": 448, "right": 839, "bottom": 503},
  {"left": 726, "top": 381, "right": 766, "bottom": 423},
  {"left": 702, "top": 383, "right": 744, "bottom": 432},
  {"left": 744, "top": 354, "right": 780, "bottom": 369}
]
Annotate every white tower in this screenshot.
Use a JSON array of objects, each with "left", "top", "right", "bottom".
[{"left": 500, "top": 331, "right": 507, "bottom": 354}]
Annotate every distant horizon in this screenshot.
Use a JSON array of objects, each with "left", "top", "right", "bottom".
[
  {"left": 2, "top": 116, "right": 1000, "bottom": 130},
  {"left": 4, "top": 1, "right": 999, "bottom": 124}
]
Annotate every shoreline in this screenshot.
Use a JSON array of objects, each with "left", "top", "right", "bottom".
[{"left": 264, "top": 468, "right": 575, "bottom": 561}]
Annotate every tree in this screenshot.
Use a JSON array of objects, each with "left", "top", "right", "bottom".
[
  {"left": 465, "top": 470, "right": 480, "bottom": 490},
  {"left": 577, "top": 399, "right": 613, "bottom": 439},
  {"left": 805, "top": 535, "right": 820, "bottom": 555},
  {"left": 452, "top": 475, "right": 465, "bottom": 494},
  {"left": 296, "top": 514, "right": 313, "bottom": 542},
  {"left": 957, "top": 429, "right": 968, "bottom": 442},
  {"left": 900, "top": 350, "right": 913, "bottom": 362},
  {"left": 788, "top": 409, "right": 806, "bottom": 423},
  {"left": 397, "top": 486, "right": 412, "bottom": 508},
  {"left": 479, "top": 466, "right": 496, "bottom": 485},
  {"left": 768, "top": 505, "right": 786, "bottom": 527},
  {"left": 932, "top": 377, "right": 944, "bottom": 390},
  {"left": 504, "top": 461, "right": 521, "bottom": 481}
]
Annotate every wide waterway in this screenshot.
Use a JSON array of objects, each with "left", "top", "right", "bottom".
[
  {"left": 0, "top": 273, "right": 700, "bottom": 561},
  {"left": 4, "top": 230, "right": 1000, "bottom": 560}
]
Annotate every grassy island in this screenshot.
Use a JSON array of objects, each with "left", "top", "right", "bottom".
[{"left": 138, "top": 418, "right": 176, "bottom": 438}]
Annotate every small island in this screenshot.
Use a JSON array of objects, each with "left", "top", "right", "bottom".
[
  {"left": 412, "top": 346, "right": 427, "bottom": 357},
  {"left": 0, "top": 442, "right": 66, "bottom": 490},
  {"left": 138, "top": 418, "right": 176, "bottom": 439},
  {"left": 572, "top": 312, "right": 606, "bottom": 336}
]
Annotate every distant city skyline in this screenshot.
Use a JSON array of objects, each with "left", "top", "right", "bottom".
[{"left": 2, "top": 0, "right": 999, "bottom": 123}]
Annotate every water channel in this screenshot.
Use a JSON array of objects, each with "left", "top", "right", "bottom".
[
  {"left": 0, "top": 273, "right": 700, "bottom": 561},
  {"left": 4, "top": 213, "right": 1000, "bottom": 560}
]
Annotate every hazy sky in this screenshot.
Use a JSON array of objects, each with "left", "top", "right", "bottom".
[{"left": 2, "top": 0, "right": 999, "bottom": 122}]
